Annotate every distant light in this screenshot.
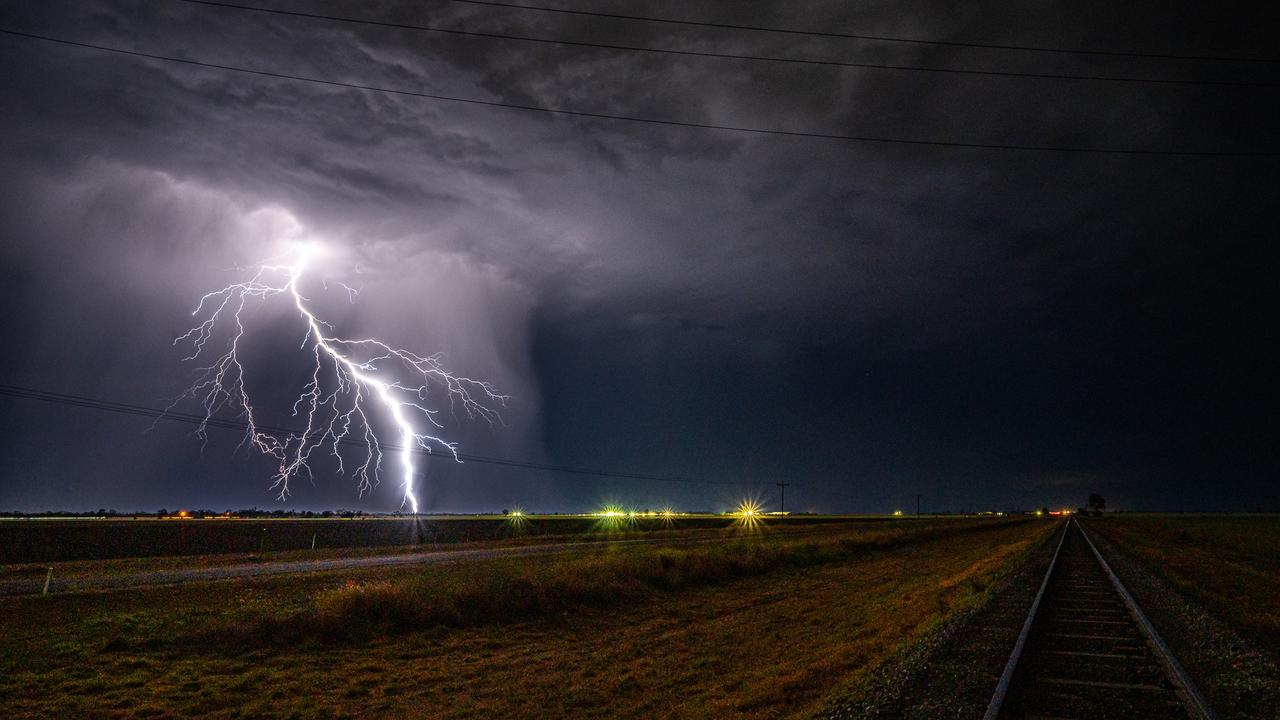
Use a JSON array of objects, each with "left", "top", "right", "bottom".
[
  {"left": 892, "top": 510, "right": 904, "bottom": 517},
  {"left": 592, "top": 505, "right": 635, "bottom": 527},
  {"left": 732, "top": 499, "right": 764, "bottom": 530}
]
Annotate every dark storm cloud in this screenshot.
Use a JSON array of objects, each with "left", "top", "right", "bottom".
[{"left": 0, "top": 0, "right": 1276, "bottom": 512}]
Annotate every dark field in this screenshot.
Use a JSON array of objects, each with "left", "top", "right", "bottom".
[
  {"left": 1083, "top": 515, "right": 1280, "bottom": 652},
  {"left": 1079, "top": 515, "right": 1280, "bottom": 719},
  {"left": 0, "top": 514, "right": 882, "bottom": 563},
  {"left": 0, "top": 517, "right": 1053, "bottom": 719},
  {"left": 6, "top": 514, "right": 1276, "bottom": 719}
]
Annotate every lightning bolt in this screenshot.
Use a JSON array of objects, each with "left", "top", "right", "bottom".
[{"left": 173, "top": 243, "right": 506, "bottom": 513}]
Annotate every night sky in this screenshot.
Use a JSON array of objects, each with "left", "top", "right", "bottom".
[{"left": 1, "top": 1, "right": 1276, "bottom": 513}]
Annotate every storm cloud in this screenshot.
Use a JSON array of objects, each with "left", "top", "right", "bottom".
[{"left": 1, "top": 0, "right": 1276, "bottom": 512}]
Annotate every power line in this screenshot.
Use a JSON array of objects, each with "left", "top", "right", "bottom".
[
  {"left": 174, "top": 0, "right": 1272, "bottom": 88},
  {"left": 2, "top": 28, "right": 1274, "bottom": 157},
  {"left": 450, "top": 0, "right": 1280, "bottom": 64},
  {"left": 0, "top": 383, "right": 752, "bottom": 489},
  {"left": 0, "top": 382, "right": 869, "bottom": 505}
]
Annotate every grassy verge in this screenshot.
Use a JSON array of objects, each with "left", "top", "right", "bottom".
[
  {"left": 278, "top": 519, "right": 1023, "bottom": 640},
  {"left": 814, "top": 522, "right": 1063, "bottom": 719},
  {"left": 1, "top": 518, "right": 1052, "bottom": 719},
  {"left": 1082, "top": 515, "right": 1280, "bottom": 651}
]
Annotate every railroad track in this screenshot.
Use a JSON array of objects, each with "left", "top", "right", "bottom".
[{"left": 985, "top": 517, "right": 1215, "bottom": 720}]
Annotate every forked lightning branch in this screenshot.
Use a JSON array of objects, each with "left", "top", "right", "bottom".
[{"left": 173, "top": 244, "right": 506, "bottom": 512}]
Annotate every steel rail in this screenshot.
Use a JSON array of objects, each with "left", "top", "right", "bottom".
[
  {"left": 1075, "top": 517, "right": 1217, "bottom": 720},
  {"left": 982, "top": 520, "right": 1069, "bottom": 719}
]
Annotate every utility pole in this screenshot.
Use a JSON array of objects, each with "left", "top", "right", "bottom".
[
  {"left": 916, "top": 493, "right": 922, "bottom": 517},
  {"left": 776, "top": 480, "right": 791, "bottom": 514}
]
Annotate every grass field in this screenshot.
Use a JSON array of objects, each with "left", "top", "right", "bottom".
[
  {"left": 0, "top": 519, "right": 875, "bottom": 584},
  {"left": 0, "top": 518, "right": 1054, "bottom": 718},
  {"left": 0, "top": 514, "right": 908, "bottom": 563},
  {"left": 1082, "top": 515, "right": 1280, "bottom": 652}
]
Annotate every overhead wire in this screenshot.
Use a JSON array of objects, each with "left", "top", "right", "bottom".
[
  {"left": 173, "top": 0, "right": 1274, "bottom": 88},
  {"left": 1, "top": 29, "right": 1274, "bottom": 157},
  {"left": 449, "top": 0, "right": 1280, "bottom": 64},
  {"left": 0, "top": 383, "right": 824, "bottom": 494}
]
